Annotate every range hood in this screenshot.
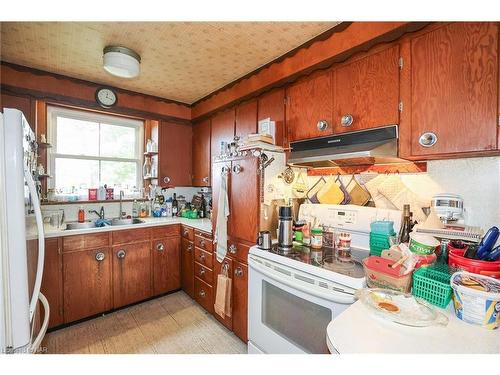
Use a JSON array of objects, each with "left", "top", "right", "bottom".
[{"left": 288, "top": 125, "right": 408, "bottom": 168}]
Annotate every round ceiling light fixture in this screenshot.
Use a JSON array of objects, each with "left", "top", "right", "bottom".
[{"left": 103, "top": 46, "right": 141, "bottom": 78}]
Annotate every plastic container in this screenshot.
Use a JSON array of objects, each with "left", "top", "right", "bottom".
[
  {"left": 311, "top": 228, "right": 323, "bottom": 249},
  {"left": 408, "top": 233, "right": 440, "bottom": 255},
  {"left": 448, "top": 248, "right": 500, "bottom": 279},
  {"left": 370, "top": 221, "right": 395, "bottom": 235},
  {"left": 362, "top": 256, "right": 413, "bottom": 293},
  {"left": 450, "top": 271, "right": 500, "bottom": 329},
  {"left": 412, "top": 266, "right": 453, "bottom": 308},
  {"left": 369, "top": 232, "right": 394, "bottom": 257}
]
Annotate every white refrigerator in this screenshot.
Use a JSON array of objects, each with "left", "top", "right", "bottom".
[{"left": 0, "top": 108, "right": 49, "bottom": 353}]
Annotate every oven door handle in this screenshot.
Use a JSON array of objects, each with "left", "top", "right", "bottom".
[{"left": 248, "top": 257, "right": 355, "bottom": 304}]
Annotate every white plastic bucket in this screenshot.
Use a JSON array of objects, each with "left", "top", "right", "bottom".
[{"left": 451, "top": 271, "right": 500, "bottom": 330}]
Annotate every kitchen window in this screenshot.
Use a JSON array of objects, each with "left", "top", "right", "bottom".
[{"left": 47, "top": 106, "right": 144, "bottom": 196}]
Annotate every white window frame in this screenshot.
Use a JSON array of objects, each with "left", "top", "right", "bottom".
[{"left": 47, "top": 106, "right": 144, "bottom": 191}]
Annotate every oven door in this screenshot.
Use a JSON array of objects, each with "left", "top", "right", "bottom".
[{"left": 248, "top": 255, "right": 351, "bottom": 354}]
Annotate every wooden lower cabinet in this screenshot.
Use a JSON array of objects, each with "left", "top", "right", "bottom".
[
  {"left": 212, "top": 256, "right": 233, "bottom": 330},
  {"left": 194, "top": 277, "right": 214, "bottom": 313},
  {"left": 152, "top": 237, "right": 181, "bottom": 295},
  {"left": 181, "top": 237, "right": 195, "bottom": 298},
  {"left": 41, "top": 238, "right": 63, "bottom": 328},
  {"left": 232, "top": 260, "right": 248, "bottom": 342},
  {"left": 112, "top": 241, "right": 152, "bottom": 309},
  {"left": 63, "top": 247, "right": 112, "bottom": 323}
]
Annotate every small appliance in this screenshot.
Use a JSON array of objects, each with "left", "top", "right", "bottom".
[
  {"left": 431, "top": 193, "right": 465, "bottom": 224},
  {"left": 277, "top": 206, "right": 293, "bottom": 251}
]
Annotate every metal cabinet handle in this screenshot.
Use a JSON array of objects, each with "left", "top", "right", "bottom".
[
  {"left": 156, "top": 242, "right": 165, "bottom": 252},
  {"left": 235, "top": 267, "right": 243, "bottom": 277},
  {"left": 199, "top": 268, "right": 205, "bottom": 276},
  {"left": 95, "top": 252, "right": 105, "bottom": 262},
  {"left": 163, "top": 176, "right": 171, "bottom": 184},
  {"left": 419, "top": 132, "right": 438, "bottom": 147},
  {"left": 228, "top": 244, "right": 237, "bottom": 254},
  {"left": 200, "top": 239, "right": 206, "bottom": 248},
  {"left": 200, "top": 253, "right": 205, "bottom": 261},
  {"left": 199, "top": 289, "right": 206, "bottom": 298},
  {"left": 221, "top": 166, "right": 230, "bottom": 175},
  {"left": 340, "top": 114, "right": 354, "bottom": 127},
  {"left": 317, "top": 119, "right": 329, "bottom": 131},
  {"left": 183, "top": 229, "right": 189, "bottom": 236},
  {"left": 187, "top": 244, "right": 193, "bottom": 252},
  {"left": 202, "top": 176, "right": 209, "bottom": 183},
  {"left": 232, "top": 164, "right": 242, "bottom": 174},
  {"left": 117, "top": 250, "right": 126, "bottom": 259}
]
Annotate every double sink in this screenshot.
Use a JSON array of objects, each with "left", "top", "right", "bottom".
[{"left": 65, "top": 218, "right": 145, "bottom": 230}]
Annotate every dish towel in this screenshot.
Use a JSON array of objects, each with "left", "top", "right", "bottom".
[
  {"left": 215, "top": 171, "right": 230, "bottom": 262},
  {"left": 214, "top": 264, "right": 232, "bottom": 318}
]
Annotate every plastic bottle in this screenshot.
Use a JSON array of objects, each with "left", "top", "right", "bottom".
[
  {"left": 132, "top": 199, "right": 139, "bottom": 218},
  {"left": 78, "top": 206, "right": 85, "bottom": 223}
]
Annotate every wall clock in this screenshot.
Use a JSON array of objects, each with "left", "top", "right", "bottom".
[{"left": 95, "top": 87, "right": 117, "bottom": 108}]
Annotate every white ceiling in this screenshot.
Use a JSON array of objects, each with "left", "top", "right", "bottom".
[{"left": 0, "top": 22, "right": 339, "bottom": 104}]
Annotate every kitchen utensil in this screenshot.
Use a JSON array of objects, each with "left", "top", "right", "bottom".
[
  {"left": 431, "top": 193, "right": 465, "bottom": 224},
  {"left": 485, "top": 245, "right": 500, "bottom": 261},
  {"left": 257, "top": 231, "right": 272, "bottom": 250},
  {"left": 316, "top": 177, "right": 344, "bottom": 205},
  {"left": 346, "top": 176, "right": 371, "bottom": 206},
  {"left": 280, "top": 166, "right": 295, "bottom": 184},
  {"left": 476, "top": 226, "right": 499, "bottom": 260},
  {"left": 335, "top": 175, "right": 351, "bottom": 205},
  {"left": 306, "top": 177, "right": 326, "bottom": 203},
  {"left": 277, "top": 206, "right": 293, "bottom": 250}
]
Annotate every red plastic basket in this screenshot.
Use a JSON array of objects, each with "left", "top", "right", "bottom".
[{"left": 448, "top": 248, "right": 500, "bottom": 279}]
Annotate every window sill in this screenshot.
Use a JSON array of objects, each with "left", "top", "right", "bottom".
[{"left": 41, "top": 198, "right": 148, "bottom": 206}]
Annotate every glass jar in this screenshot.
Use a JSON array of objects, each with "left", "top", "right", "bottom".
[{"left": 311, "top": 228, "right": 323, "bottom": 249}]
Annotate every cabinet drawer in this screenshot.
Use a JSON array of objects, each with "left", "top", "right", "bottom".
[
  {"left": 151, "top": 224, "right": 180, "bottom": 239},
  {"left": 194, "top": 262, "right": 213, "bottom": 285},
  {"left": 194, "top": 247, "right": 213, "bottom": 269},
  {"left": 63, "top": 233, "right": 109, "bottom": 252},
  {"left": 194, "top": 229, "right": 213, "bottom": 240},
  {"left": 227, "top": 240, "right": 250, "bottom": 264},
  {"left": 112, "top": 228, "right": 150, "bottom": 245},
  {"left": 194, "top": 235, "right": 213, "bottom": 253},
  {"left": 181, "top": 225, "right": 194, "bottom": 241},
  {"left": 194, "top": 277, "right": 213, "bottom": 313}
]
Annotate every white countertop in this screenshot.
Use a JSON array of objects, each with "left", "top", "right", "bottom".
[
  {"left": 39, "top": 217, "right": 212, "bottom": 238},
  {"left": 326, "top": 300, "right": 500, "bottom": 354}
]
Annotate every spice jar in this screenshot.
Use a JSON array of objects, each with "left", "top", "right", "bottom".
[{"left": 311, "top": 228, "right": 323, "bottom": 249}]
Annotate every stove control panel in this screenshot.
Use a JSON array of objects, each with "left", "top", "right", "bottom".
[{"left": 331, "top": 209, "right": 357, "bottom": 225}]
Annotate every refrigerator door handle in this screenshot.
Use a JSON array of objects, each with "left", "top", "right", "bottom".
[
  {"left": 24, "top": 169, "right": 45, "bottom": 322},
  {"left": 30, "top": 293, "right": 49, "bottom": 353}
]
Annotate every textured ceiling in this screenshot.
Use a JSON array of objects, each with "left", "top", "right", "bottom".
[{"left": 0, "top": 22, "right": 339, "bottom": 104}]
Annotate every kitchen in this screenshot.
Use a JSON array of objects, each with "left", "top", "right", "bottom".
[{"left": 1, "top": 2, "right": 499, "bottom": 371}]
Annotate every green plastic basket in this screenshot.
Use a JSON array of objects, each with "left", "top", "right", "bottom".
[
  {"left": 412, "top": 266, "right": 453, "bottom": 308},
  {"left": 369, "top": 232, "right": 392, "bottom": 257}
]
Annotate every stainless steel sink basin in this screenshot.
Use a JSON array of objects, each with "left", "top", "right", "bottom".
[
  {"left": 66, "top": 221, "right": 96, "bottom": 230},
  {"left": 111, "top": 218, "right": 145, "bottom": 226}
]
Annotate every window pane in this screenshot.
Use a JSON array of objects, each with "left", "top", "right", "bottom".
[
  {"left": 100, "top": 161, "right": 138, "bottom": 189},
  {"left": 100, "top": 123, "right": 137, "bottom": 158},
  {"left": 55, "top": 158, "right": 99, "bottom": 191},
  {"left": 56, "top": 117, "right": 99, "bottom": 156}
]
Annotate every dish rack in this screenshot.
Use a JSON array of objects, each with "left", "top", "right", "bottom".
[
  {"left": 412, "top": 265, "right": 453, "bottom": 309},
  {"left": 414, "top": 225, "right": 483, "bottom": 243}
]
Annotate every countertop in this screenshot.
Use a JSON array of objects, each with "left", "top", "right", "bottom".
[
  {"left": 326, "top": 300, "right": 500, "bottom": 354},
  {"left": 37, "top": 217, "right": 212, "bottom": 239}
]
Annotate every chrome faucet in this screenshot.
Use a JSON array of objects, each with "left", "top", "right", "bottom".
[
  {"left": 88, "top": 206, "right": 105, "bottom": 220},
  {"left": 119, "top": 191, "right": 124, "bottom": 219}
]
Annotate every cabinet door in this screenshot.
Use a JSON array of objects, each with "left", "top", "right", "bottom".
[
  {"left": 152, "top": 237, "right": 181, "bottom": 295},
  {"left": 158, "top": 121, "right": 193, "bottom": 187},
  {"left": 1, "top": 93, "right": 34, "bottom": 126},
  {"left": 210, "top": 109, "right": 235, "bottom": 161},
  {"left": 212, "top": 256, "right": 233, "bottom": 330},
  {"left": 211, "top": 160, "right": 231, "bottom": 233},
  {"left": 235, "top": 100, "right": 257, "bottom": 140},
  {"left": 232, "top": 260, "right": 248, "bottom": 342},
  {"left": 258, "top": 88, "right": 285, "bottom": 146},
  {"left": 112, "top": 241, "right": 152, "bottom": 308},
  {"left": 286, "top": 70, "right": 333, "bottom": 142},
  {"left": 181, "top": 238, "right": 195, "bottom": 298},
  {"left": 229, "top": 157, "right": 259, "bottom": 243},
  {"left": 41, "top": 238, "right": 63, "bottom": 328},
  {"left": 333, "top": 45, "right": 400, "bottom": 133},
  {"left": 408, "top": 22, "right": 498, "bottom": 156},
  {"left": 63, "top": 248, "right": 112, "bottom": 323},
  {"left": 192, "top": 119, "right": 211, "bottom": 186}
]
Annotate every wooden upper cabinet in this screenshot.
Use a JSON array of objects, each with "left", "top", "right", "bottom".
[
  {"left": 63, "top": 247, "right": 112, "bottom": 323},
  {"left": 210, "top": 109, "right": 235, "bottom": 162},
  {"left": 229, "top": 157, "right": 259, "bottom": 243},
  {"left": 258, "top": 88, "right": 285, "bottom": 146},
  {"left": 333, "top": 45, "right": 400, "bottom": 134},
  {"left": 403, "top": 22, "right": 498, "bottom": 157},
  {"left": 211, "top": 160, "right": 231, "bottom": 234},
  {"left": 235, "top": 100, "right": 257, "bottom": 140},
  {"left": 286, "top": 69, "right": 333, "bottom": 142},
  {"left": 192, "top": 119, "right": 211, "bottom": 186},
  {"left": 152, "top": 237, "right": 181, "bottom": 295},
  {"left": 158, "top": 121, "right": 193, "bottom": 187},
  {"left": 112, "top": 241, "right": 152, "bottom": 308},
  {"left": 41, "top": 238, "right": 63, "bottom": 328},
  {"left": 1, "top": 94, "right": 34, "bottom": 126}
]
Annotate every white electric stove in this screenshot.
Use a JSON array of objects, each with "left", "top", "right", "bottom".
[{"left": 248, "top": 204, "right": 402, "bottom": 354}]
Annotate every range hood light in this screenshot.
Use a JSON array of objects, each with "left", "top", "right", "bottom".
[{"left": 103, "top": 46, "right": 141, "bottom": 79}]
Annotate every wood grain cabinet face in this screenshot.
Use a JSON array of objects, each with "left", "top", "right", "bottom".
[
  {"left": 112, "top": 241, "right": 152, "bottom": 308},
  {"left": 63, "top": 247, "right": 112, "bottom": 323},
  {"left": 286, "top": 70, "right": 333, "bottom": 142},
  {"left": 212, "top": 256, "right": 233, "bottom": 330},
  {"left": 194, "top": 277, "right": 213, "bottom": 313},
  {"left": 192, "top": 119, "right": 211, "bottom": 186},
  {"left": 152, "top": 237, "right": 181, "bottom": 295},
  {"left": 258, "top": 88, "right": 285, "bottom": 147},
  {"left": 407, "top": 22, "right": 499, "bottom": 157},
  {"left": 158, "top": 121, "right": 193, "bottom": 187},
  {"left": 41, "top": 238, "right": 63, "bottom": 328},
  {"left": 232, "top": 260, "right": 248, "bottom": 343},
  {"left": 235, "top": 100, "right": 257, "bottom": 141},
  {"left": 333, "top": 45, "right": 400, "bottom": 134},
  {"left": 210, "top": 109, "right": 235, "bottom": 162},
  {"left": 181, "top": 238, "right": 195, "bottom": 298},
  {"left": 211, "top": 161, "right": 231, "bottom": 233}
]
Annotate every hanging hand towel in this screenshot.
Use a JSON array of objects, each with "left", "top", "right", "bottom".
[
  {"left": 214, "top": 263, "right": 232, "bottom": 318},
  {"left": 215, "top": 170, "right": 230, "bottom": 262}
]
